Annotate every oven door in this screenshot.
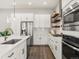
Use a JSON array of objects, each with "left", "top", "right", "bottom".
[{"left": 63, "top": 41, "right": 79, "bottom": 59}]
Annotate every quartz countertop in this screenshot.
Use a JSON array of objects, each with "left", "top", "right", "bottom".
[{"left": 0, "top": 35, "right": 30, "bottom": 58}]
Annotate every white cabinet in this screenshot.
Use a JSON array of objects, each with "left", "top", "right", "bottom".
[
  {"left": 1, "top": 40, "right": 27, "bottom": 59},
  {"left": 2, "top": 48, "right": 17, "bottom": 59},
  {"left": 48, "top": 35, "right": 62, "bottom": 59},
  {"left": 34, "top": 14, "right": 50, "bottom": 28},
  {"left": 17, "top": 40, "right": 26, "bottom": 59},
  {"left": 48, "top": 37, "right": 55, "bottom": 56},
  {"left": 54, "top": 38, "right": 62, "bottom": 59},
  {"left": 40, "top": 14, "right": 50, "bottom": 27},
  {"left": 34, "top": 14, "right": 40, "bottom": 27},
  {"left": 33, "top": 28, "right": 49, "bottom": 45}
]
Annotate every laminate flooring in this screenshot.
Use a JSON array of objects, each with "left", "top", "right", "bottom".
[{"left": 28, "top": 46, "right": 55, "bottom": 59}]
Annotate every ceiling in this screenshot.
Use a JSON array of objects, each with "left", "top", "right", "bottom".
[{"left": 0, "top": 0, "right": 59, "bottom": 9}]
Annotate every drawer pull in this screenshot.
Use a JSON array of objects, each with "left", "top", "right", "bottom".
[
  {"left": 22, "top": 48, "right": 24, "bottom": 54},
  {"left": 8, "top": 52, "right": 14, "bottom": 57},
  {"left": 55, "top": 46, "right": 57, "bottom": 51}
]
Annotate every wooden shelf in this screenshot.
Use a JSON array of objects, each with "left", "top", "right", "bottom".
[
  {"left": 50, "top": 11, "right": 62, "bottom": 36},
  {"left": 52, "top": 26, "right": 61, "bottom": 28},
  {"left": 53, "top": 34, "right": 62, "bottom": 37},
  {"left": 51, "top": 13, "right": 59, "bottom": 18},
  {"left": 51, "top": 20, "right": 61, "bottom": 23}
]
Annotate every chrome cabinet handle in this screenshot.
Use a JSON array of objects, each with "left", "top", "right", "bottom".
[
  {"left": 8, "top": 52, "right": 14, "bottom": 57},
  {"left": 63, "top": 41, "right": 79, "bottom": 52},
  {"left": 22, "top": 48, "right": 24, "bottom": 54},
  {"left": 55, "top": 45, "right": 57, "bottom": 51}
]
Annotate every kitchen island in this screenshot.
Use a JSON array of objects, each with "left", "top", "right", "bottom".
[{"left": 0, "top": 35, "right": 30, "bottom": 59}]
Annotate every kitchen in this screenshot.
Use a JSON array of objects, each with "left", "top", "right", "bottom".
[{"left": 0, "top": 0, "right": 79, "bottom": 59}]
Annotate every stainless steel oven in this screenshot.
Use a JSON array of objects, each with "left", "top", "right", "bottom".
[
  {"left": 62, "top": 35, "right": 79, "bottom": 59},
  {"left": 63, "top": 5, "right": 79, "bottom": 31}
]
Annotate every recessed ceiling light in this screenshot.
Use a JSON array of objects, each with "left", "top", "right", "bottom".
[
  {"left": 28, "top": 2, "right": 32, "bottom": 6},
  {"left": 43, "top": 1, "right": 47, "bottom": 5}
]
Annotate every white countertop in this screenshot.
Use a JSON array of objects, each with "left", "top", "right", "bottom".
[{"left": 0, "top": 35, "right": 30, "bottom": 58}]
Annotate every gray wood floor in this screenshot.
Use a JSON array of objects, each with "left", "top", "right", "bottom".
[{"left": 28, "top": 46, "right": 55, "bottom": 59}]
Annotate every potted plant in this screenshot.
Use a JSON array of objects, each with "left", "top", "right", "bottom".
[{"left": 0, "top": 28, "right": 13, "bottom": 40}]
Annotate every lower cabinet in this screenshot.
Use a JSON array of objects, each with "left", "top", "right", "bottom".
[
  {"left": 1, "top": 40, "right": 27, "bottom": 59},
  {"left": 54, "top": 38, "right": 62, "bottom": 59},
  {"left": 17, "top": 41, "right": 26, "bottom": 59},
  {"left": 33, "top": 28, "right": 48, "bottom": 45},
  {"left": 2, "top": 48, "right": 17, "bottom": 59},
  {"left": 48, "top": 35, "right": 62, "bottom": 59}
]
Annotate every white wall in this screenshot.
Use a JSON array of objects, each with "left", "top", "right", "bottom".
[{"left": 0, "top": 9, "right": 11, "bottom": 32}]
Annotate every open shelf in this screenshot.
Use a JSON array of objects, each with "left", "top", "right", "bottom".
[
  {"left": 50, "top": 11, "right": 62, "bottom": 36},
  {"left": 51, "top": 20, "right": 61, "bottom": 23}
]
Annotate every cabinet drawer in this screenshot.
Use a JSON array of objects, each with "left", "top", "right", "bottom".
[{"left": 2, "top": 49, "right": 16, "bottom": 59}]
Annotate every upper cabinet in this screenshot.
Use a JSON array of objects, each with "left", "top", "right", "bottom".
[{"left": 34, "top": 14, "right": 50, "bottom": 28}]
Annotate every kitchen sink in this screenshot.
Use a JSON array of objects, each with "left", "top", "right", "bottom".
[{"left": 2, "top": 39, "right": 21, "bottom": 44}]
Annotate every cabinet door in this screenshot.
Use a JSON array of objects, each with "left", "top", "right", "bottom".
[
  {"left": 51, "top": 39, "right": 54, "bottom": 51},
  {"left": 39, "top": 28, "right": 48, "bottom": 45},
  {"left": 34, "top": 14, "right": 40, "bottom": 27},
  {"left": 2, "top": 49, "right": 17, "bottom": 59},
  {"left": 17, "top": 41, "right": 26, "bottom": 59},
  {"left": 39, "top": 14, "right": 50, "bottom": 27},
  {"left": 33, "top": 28, "right": 41, "bottom": 45},
  {"left": 53, "top": 37, "right": 62, "bottom": 59},
  {"left": 34, "top": 14, "right": 50, "bottom": 28},
  {"left": 55, "top": 40, "right": 62, "bottom": 59}
]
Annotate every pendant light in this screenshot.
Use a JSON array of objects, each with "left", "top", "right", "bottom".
[{"left": 13, "top": 0, "right": 16, "bottom": 21}]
